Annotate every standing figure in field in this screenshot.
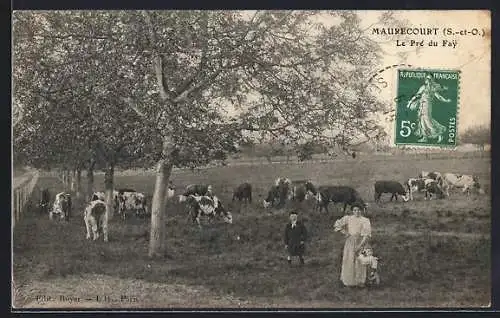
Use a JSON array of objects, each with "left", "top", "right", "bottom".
[
  {"left": 406, "top": 74, "right": 451, "bottom": 143},
  {"left": 334, "top": 202, "right": 372, "bottom": 287},
  {"left": 284, "top": 210, "right": 308, "bottom": 266}
]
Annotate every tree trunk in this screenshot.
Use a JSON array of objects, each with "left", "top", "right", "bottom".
[
  {"left": 149, "top": 139, "right": 175, "bottom": 258},
  {"left": 62, "top": 169, "right": 68, "bottom": 191},
  {"left": 104, "top": 163, "right": 115, "bottom": 220},
  {"left": 87, "top": 167, "right": 94, "bottom": 201},
  {"left": 70, "top": 169, "right": 76, "bottom": 192},
  {"left": 75, "top": 169, "right": 82, "bottom": 199}
]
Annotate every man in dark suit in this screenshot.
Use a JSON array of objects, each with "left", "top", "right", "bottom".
[{"left": 284, "top": 210, "right": 308, "bottom": 265}]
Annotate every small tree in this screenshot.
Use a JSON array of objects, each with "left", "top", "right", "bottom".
[{"left": 460, "top": 125, "right": 490, "bottom": 151}]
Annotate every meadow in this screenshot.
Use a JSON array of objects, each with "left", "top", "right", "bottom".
[{"left": 13, "top": 155, "right": 491, "bottom": 308}]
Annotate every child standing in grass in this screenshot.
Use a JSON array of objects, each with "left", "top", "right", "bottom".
[{"left": 284, "top": 210, "right": 308, "bottom": 265}]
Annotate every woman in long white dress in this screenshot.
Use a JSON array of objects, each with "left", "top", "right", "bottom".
[
  {"left": 406, "top": 74, "right": 452, "bottom": 143},
  {"left": 334, "top": 203, "right": 372, "bottom": 287}
]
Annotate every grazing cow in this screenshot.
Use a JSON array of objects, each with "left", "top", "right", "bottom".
[
  {"left": 50, "top": 192, "right": 72, "bottom": 221},
  {"left": 407, "top": 178, "right": 446, "bottom": 200},
  {"left": 179, "top": 184, "right": 213, "bottom": 203},
  {"left": 263, "top": 177, "right": 292, "bottom": 208},
  {"left": 314, "top": 186, "right": 366, "bottom": 214},
  {"left": 424, "top": 179, "right": 446, "bottom": 200},
  {"left": 84, "top": 199, "right": 108, "bottom": 241},
  {"left": 232, "top": 182, "right": 252, "bottom": 204},
  {"left": 38, "top": 188, "right": 51, "bottom": 215},
  {"left": 418, "top": 171, "right": 443, "bottom": 181},
  {"left": 186, "top": 194, "right": 232, "bottom": 228},
  {"left": 374, "top": 181, "right": 409, "bottom": 202},
  {"left": 117, "top": 191, "right": 148, "bottom": 219},
  {"left": 290, "top": 180, "right": 317, "bottom": 202},
  {"left": 443, "top": 173, "right": 485, "bottom": 196}
]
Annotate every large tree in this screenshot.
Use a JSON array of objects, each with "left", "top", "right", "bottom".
[{"left": 14, "top": 10, "right": 394, "bottom": 256}]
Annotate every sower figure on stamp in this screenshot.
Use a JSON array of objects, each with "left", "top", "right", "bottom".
[
  {"left": 284, "top": 210, "right": 308, "bottom": 265},
  {"left": 406, "top": 74, "right": 452, "bottom": 143}
]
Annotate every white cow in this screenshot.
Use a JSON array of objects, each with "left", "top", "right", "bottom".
[
  {"left": 84, "top": 199, "right": 108, "bottom": 242},
  {"left": 443, "top": 173, "right": 485, "bottom": 196}
]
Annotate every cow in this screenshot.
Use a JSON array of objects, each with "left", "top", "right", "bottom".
[
  {"left": 84, "top": 199, "right": 108, "bottom": 242},
  {"left": 179, "top": 184, "right": 213, "bottom": 203},
  {"left": 424, "top": 179, "right": 446, "bottom": 200},
  {"left": 117, "top": 191, "right": 148, "bottom": 219},
  {"left": 418, "top": 171, "right": 443, "bottom": 181},
  {"left": 92, "top": 190, "right": 121, "bottom": 213},
  {"left": 442, "top": 173, "right": 485, "bottom": 196},
  {"left": 232, "top": 182, "right": 252, "bottom": 204},
  {"left": 185, "top": 194, "right": 232, "bottom": 228},
  {"left": 314, "top": 186, "right": 366, "bottom": 214},
  {"left": 38, "top": 188, "right": 51, "bottom": 216},
  {"left": 290, "top": 180, "right": 317, "bottom": 202},
  {"left": 263, "top": 177, "right": 292, "bottom": 208},
  {"left": 167, "top": 181, "right": 176, "bottom": 199},
  {"left": 407, "top": 178, "right": 446, "bottom": 200},
  {"left": 374, "top": 181, "right": 409, "bottom": 202},
  {"left": 49, "top": 192, "right": 72, "bottom": 221}
]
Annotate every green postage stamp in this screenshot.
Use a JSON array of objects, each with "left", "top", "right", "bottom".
[{"left": 395, "top": 69, "right": 460, "bottom": 147}]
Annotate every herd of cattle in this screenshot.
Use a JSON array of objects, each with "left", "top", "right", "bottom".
[{"left": 37, "top": 170, "right": 484, "bottom": 241}]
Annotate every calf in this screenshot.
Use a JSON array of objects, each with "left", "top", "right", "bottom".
[
  {"left": 84, "top": 199, "right": 108, "bottom": 241},
  {"left": 50, "top": 192, "right": 72, "bottom": 221},
  {"left": 232, "top": 182, "right": 252, "bottom": 204},
  {"left": 186, "top": 194, "right": 232, "bottom": 228},
  {"left": 443, "top": 173, "right": 485, "bottom": 196},
  {"left": 374, "top": 181, "right": 409, "bottom": 202},
  {"left": 179, "top": 184, "right": 213, "bottom": 203},
  {"left": 117, "top": 191, "right": 148, "bottom": 219},
  {"left": 314, "top": 186, "right": 366, "bottom": 214},
  {"left": 38, "top": 188, "right": 51, "bottom": 216},
  {"left": 406, "top": 178, "right": 428, "bottom": 201}
]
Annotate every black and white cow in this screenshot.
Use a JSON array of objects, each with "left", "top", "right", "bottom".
[
  {"left": 374, "top": 180, "right": 409, "bottom": 202},
  {"left": 232, "top": 182, "right": 252, "bottom": 204},
  {"left": 91, "top": 190, "right": 120, "bottom": 213},
  {"left": 84, "top": 199, "right": 108, "bottom": 242},
  {"left": 407, "top": 178, "right": 445, "bottom": 200},
  {"left": 186, "top": 194, "right": 232, "bottom": 228},
  {"left": 263, "top": 177, "right": 292, "bottom": 208},
  {"left": 424, "top": 179, "right": 446, "bottom": 200},
  {"left": 179, "top": 184, "right": 213, "bottom": 203},
  {"left": 314, "top": 186, "right": 366, "bottom": 214},
  {"left": 418, "top": 171, "right": 443, "bottom": 181},
  {"left": 38, "top": 188, "right": 51, "bottom": 215},
  {"left": 117, "top": 191, "right": 148, "bottom": 219},
  {"left": 443, "top": 173, "right": 485, "bottom": 196},
  {"left": 50, "top": 192, "right": 72, "bottom": 221}
]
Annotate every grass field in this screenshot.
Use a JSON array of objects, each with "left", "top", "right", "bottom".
[{"left": 13, "top": 156, "right": 491, "bottom": 308}]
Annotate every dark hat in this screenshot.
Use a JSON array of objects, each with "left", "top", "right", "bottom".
[
  {"left": 289, "top": 210, "right": 298, "bottom": 215},
  {"left": 351, "top": 201, "right": 365, "bottom": 210}
]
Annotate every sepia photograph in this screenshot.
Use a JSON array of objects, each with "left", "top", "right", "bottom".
[{"left": 12, "top": 10, "right": 491, "bottom": 309}]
